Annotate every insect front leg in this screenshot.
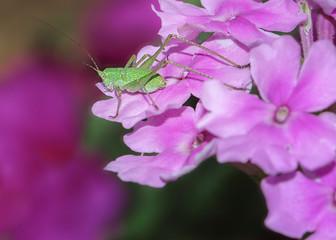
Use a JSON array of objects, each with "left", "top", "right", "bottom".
[{"left": 109, "top": 87, "right": 122, "bottom": 119}]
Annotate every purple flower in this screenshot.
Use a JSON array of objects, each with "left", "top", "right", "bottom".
[
  {"left": 105, "top": 104, "right": 215, "bottom": 187},
  {"left": 0, "top": 58, "right": 126, "bottom": 239},
  {"left": 154, "top": 0, "right": 307, "bottom": 45},
  {"left": 261, "top": 163, "right": 336, "bottom": 239},
  {"left": 199, "top": 36, "right": 336, "bottom": 174},
  {"left": 92, "top": 34, "right": 251, "bottom": 128}
]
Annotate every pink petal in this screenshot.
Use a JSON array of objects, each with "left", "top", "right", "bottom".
[
  {"left": 198, "top": 80, "right": 273, "bottom": 138},
  {"left": 92, "top": 80, "right": 190, "bottom": 129},
  {"left": 124, "top": 107, "right": 196, "bottom": 153},
  {"left": 287, "top": 40, "right": 336, "bottom": 112},
  {"left": 195, "top": 101, "right": 207, "bottom": 122},
  {"left": 287, "top": 112, "right": 336, "bottom": 171},
  {"left": 154, "top": 0, "right": 208, "bottom": 37},
  {"left": 310, "top": 0, "right": 336, "bottom": 16},
  {"left": 308, "top": 214, "right": 336, "bottom": 240},
  {"left": 242, "top": 0, "right": 307, "bottom": 32},
  {"left": 261, "top": 172, "right": 330, "bottom": 238},
  {"left": 107, "top": 105, "right": 215, "bottom": 187},
  {"left": 106, "top": 139, "right": 215, "bottom": 188},
  {"left": 316, "top": 162, "right": 336, "bottom": 189},
  {"left": 216, "top": 123, "right": 298, "bottom": 174},
  {"left": 201, "top": 0, "right": 260, "bottom": 16},
  {"left": 163, "top": 139, "right": 216, "bottom": 181},
  {"left": 250, "top": 36, "right": 301, "bottom": 105},
  {"left": 318, "top": 111, "right": 336, "bottom": 129},
  {"left": 226, "top": 16, "right": 277, "bottom": 46},
  {"left": 316, "top": 12, "right": 335, "bottom": 40},
  {"left": 96, "top": 83, "right": 114, "bottom": 96},
  {"left": 106, "top": 151, "right": 187, "bottom": 188}
]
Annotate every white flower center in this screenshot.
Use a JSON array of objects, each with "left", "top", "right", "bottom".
[
  {"left": 275, "top": 106, "right": 290, "bottom": 123},
  {"left": 192, "top": 133, "right": 204, "bottom": 149}
]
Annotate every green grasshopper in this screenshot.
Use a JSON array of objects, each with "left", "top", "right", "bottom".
[
  {"left": 31, "top": 17, "right": 249, "bottom": 118},
  {"left": 86, "top": 34, "right": 249, "bottom": 118}
]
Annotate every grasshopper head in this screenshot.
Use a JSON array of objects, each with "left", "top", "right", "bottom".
[
  {"left": 98, "top": 70, "right": 107, "bottom": 82},
  {"left": 97, "top": 69, "right": 115, "bottom": 90}
]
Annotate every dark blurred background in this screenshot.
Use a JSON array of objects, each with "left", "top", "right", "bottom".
[{"left": 0, "top": 0, "right": 295, "bottom": 239}]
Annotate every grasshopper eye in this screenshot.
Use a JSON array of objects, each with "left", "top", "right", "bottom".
[{"left": 101, "top": 74, "right": 106, "bottom": 80}]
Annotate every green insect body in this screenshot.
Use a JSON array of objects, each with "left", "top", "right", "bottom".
[
  {"left": 90, "top": 34, "right": 249, "bottom": 119},
  {"left": 98, "top": 68, "right": 166, "bottom": 93}
]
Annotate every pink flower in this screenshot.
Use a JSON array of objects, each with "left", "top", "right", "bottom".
[
  {"left": 92, "top": 33, "right": 251, "bottom": 128},
  {"left": 261, "top": 163, "right": 336, "bottom": 240},
  {"left": 154, "top": 0, "right": 307, "bottom": 45},
  {"left": 198, "top": 36, "right": 336, "bottom": 174},
  {"left": 0, "top": 57, "right": 126, "bottom": 239},
  {"left": 105, "top": 104, "right": 215, "bottom": 187}
]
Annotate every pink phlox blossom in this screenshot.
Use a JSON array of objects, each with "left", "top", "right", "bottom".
[
  {"left": 154, "top": 0, "right": 307, "bottom": 46},
  {"left": 261, "top": 162, "right": 336, "bottom": 240},
  {"left": 105, "top": 104, "right": 216, "bottom": 187},
  {"left": 92, "top": 33, "right": 251, "bottom": 128},
  {"left": 198, "top": 36, "right": 336, "bottom": 175}
]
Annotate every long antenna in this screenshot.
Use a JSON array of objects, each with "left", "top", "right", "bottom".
[{"left": 30, "top": 15, "right": 100, "bottom": 72}]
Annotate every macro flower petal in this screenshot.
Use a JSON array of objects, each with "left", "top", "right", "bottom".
[
  {"left": 309, "top": 0, "right": 336, "bottom": 17},
  {"left": 226, "top": 16, "right": 277, "bottom": 45},
  {"left": 216, "top": 123, "right": 298, "bottom": 174},
  {"left": 106, "top": 106, "right": 214, "bottom": 187},
  {"left": 154, "top": 0, "right": 208, "bottom": 37},
  {"left": 200, "top": 0, "right": 259, "bottom": 17},
  {"left": 198, "top": 80, "right": 273, "bottom": 138},
  {"left": 124, "top": 107, "right": 196, "bottom": 153},
  {"left": 250, "top": 36, "right": 301, "bottom": 105},
  {"left": 242, "top": 0, "right": 307, "bottom": 32},
  {"left": 287, "top": 112, "right": 336, "bottom": 171},
  {"left": 106, "top": 152, "right": 183, "bottom": 188},
  {"left": 287, "top": 40, "right": 336, "bottom": 112},
  {"left": 106, "top": 138, "right": 215, "bottom": 188},
  {"left": 308, "top": 214, "right": 336, "bottom": 240},
  {"left": 262, "top": 172, "right": 330, "bottom": 239}
]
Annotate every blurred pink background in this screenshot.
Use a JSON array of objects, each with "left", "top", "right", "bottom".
[{"left": 0, "top": 0, "right": 160, "bottom": 239}]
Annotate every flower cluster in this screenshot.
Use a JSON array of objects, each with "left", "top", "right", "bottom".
[{"left": 92, "top": 0, "right": 336, "bottom": 239}]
